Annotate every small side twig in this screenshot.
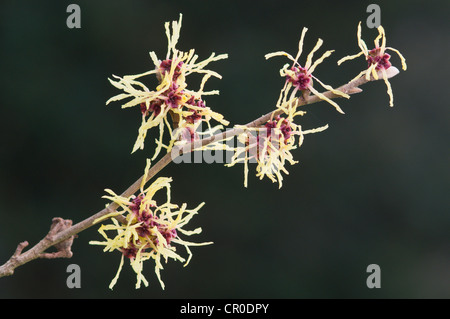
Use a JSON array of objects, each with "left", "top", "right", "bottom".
[
  {"left": 0, "top": 218, "right": 75, "bottom": 277},
  {"left": 39, "top": 218, "right": 75, "bottom": 259}
]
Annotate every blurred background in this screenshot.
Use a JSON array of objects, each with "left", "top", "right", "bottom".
[{"left": 0, "top": 0, "right": 448, "bottom": 298}]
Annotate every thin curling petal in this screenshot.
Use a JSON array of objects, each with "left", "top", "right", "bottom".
[
  {"left": 386, "top": 47, "right": 407, "bottom": 70},
  {"left": 140, "top": 159, "right": 152, "bottom": 192},
  {"left": 109, "top": 255, "right": 125, "bottom": 290},
  {"left": 294, "top": 27, "right": 308, "bottom": 63},
  {"left": 381, "top": 68, "right": 394, "bottom": 107},
  {"left": 265, "top": 51, "right": 296, "bottom": 62},
  {"left": 380, "top": 26, "right": 387, "bottom": 51},
  {"left": 305, "top": 38, "right": 324, "bottom": 70},
  {"left": 303, "top": 124, "right": 329, "bottom": 135},
  {"left": 308, "top": 85, "right": 345, "bottom": 114},
  {"left": 309, "top": 49, "right": 334, "bottom": 73},
  {"left": 374, "top": 25, "right": 384, "bottom": 50},
  {"left": 312, "top": 75, "right": 350, "bottom": 100},
  {"left": 357, "top": 22, "right": 369, "bottom": 55},
  {"left": 165, "top": 14, "right": 183, "bottom": 59},
  {"left": 337, "top": 50, "right": 364, "bottom": 65},
  {"left": 370, "top": 63, "right": 379, "bottom": 80}
]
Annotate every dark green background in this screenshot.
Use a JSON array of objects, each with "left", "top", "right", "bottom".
[{"left": 0, "top": 0, "right": 448, "bottom": 298}]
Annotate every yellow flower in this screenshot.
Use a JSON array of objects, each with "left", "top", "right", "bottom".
[
  {"left": 227, "top": 113, "right": 328, "bottom": 188},
  {"left": 89, "top": 159, "right": 212, "bottom": 290},
  {"left": 106, "top": 14, "right": 229, "bottom": 159},
  {"left": 337, "top": 22, "right": 407, "bottom": 106},
  {"left": 265, "top": 27, "right": 350, "bottom": 115}
]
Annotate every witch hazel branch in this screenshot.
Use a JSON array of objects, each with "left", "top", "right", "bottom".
[{"left": 0, "top": 14, "right": 406, "bottom": 290}]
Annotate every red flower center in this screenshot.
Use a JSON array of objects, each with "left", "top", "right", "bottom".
[
  {"left": 286, "top": 66, "right": 311, "bottom": 90},
  {"left": 159, "top": 59, "right": 183, "bottom": 81},
  {"left": 264, "top": 116, "right": 293, "bottom": 143},
  {"left": 184, "top": 97, "right": 206, "bottom": 123},
  {"left": 367, "top": 48, "right": 391, "bottom": 70},
  {"left": 128, "top": 195, "right": 178, "bottom": 247},
  {"left": 140, "top": 99, "right": 163, "bottom": 117}
]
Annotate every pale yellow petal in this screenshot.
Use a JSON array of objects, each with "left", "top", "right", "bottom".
[
  {"left": 308, "top": 85, "right": 345, "bottom": 114},
  {"left": 308, "top": 49, "right": 334, "bottom": 73},
  {"left": 374, "top": 25, "right": 384, "bottom": 49},
  {"left": 386, "top": 47, "right": 407, "bottom": 71},
  {"left": 265, "top": 51, "right": 296, "bottom": 62},
  {"left": 109, "top": 255, "right": 125, "bottom": 290},
  {"left": 305, "top": 38, "right": 323, "bottom": 70},
  {"left": 294, "top": 27, "right": 308, "bottom": 63},
  {"left": 312, "top": 75, "right": 350, "bottom": 100},
  {"left": 371, "top": 64, "right": 379, "bottom": 80},
  {"left": 106, "top": 93, "right": 131, "bottom": 105},
  {"left": 381, "top": 68, "right": 394, "bottom": 107},
  {"left": 337, "top": 51, "right": 364, "bottom": 65},
  {"left": 303, "top": 124, "right": 329, "bottom": 135},
  {"left": 244, "top": 150, "right": 249, "bottom": 188},
  {"left": 93, "top": 211, "right": 123, "bottom": 224},
  {"left": 140, "top": 158, "right": 152, "bottom": 192},
  {"left": 149, "top": 51, "right": 160, "bottom": 67},
  {"left": 357, "top": 21, "right": 369, "bottom": 55}
]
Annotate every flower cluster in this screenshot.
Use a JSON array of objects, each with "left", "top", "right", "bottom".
[
  {"left": 106, "top": 14, "right": 229, "bottom": 159},
  {"left": 265, "top": 27, "right": 350, "bottom": 115},
  {"left": 227, "top": 27, "right": 348, "bottom": 188},
  {"left": 90, "top": 160, "right": 212, "bottom": 289},
  {"left": 227, "top": 112, "right": 327, "bottom": 188},
  {"left": 337, "top": 22, "right": 407, "bottom": 106}
]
